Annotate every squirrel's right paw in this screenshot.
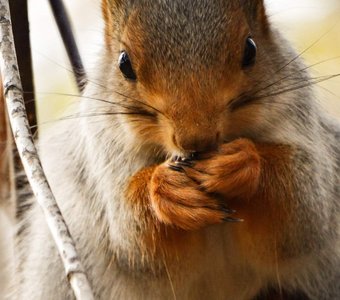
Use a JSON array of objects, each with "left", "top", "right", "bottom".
[{"left": 149, "top": 163, "right": 235, "bottom": 230}]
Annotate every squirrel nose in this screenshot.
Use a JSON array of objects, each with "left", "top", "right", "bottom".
[{"left": 174, "top": 131, "right": 221, "bottom": 153}]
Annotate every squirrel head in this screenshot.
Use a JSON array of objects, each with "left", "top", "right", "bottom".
[{"left": 101, "top": 0, "right": 272, "bottom": 156}]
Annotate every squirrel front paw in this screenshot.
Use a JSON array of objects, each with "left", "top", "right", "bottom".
[
  {"left": 185, "top": 139, "right": 261, "bottom": 199},
  {"left": 149, "top": 163, "right": 236, "bottom": 230},
  {"left": 149, "top": 139, "right": 260, "bottom": 230}
]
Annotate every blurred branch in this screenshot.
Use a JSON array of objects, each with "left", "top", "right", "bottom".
[
  {"left": 0, "top": 1, "right": 94, "bottom": 299},
  {"left": 9, "top": 0, "right": 36, "bottom": 135},
  {"left": 8, "top": 0, "right": 36, "bottom": 209},
  {"left": 49, "top": 0, "right": 87, "bottom": 92}
]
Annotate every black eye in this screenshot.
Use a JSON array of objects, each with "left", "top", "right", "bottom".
[
  {"left": 242, "top": 37, "right": 257, "bottom": 68},
  {"left": 118, "top": 51, "right": 137, "bottom": 81}
]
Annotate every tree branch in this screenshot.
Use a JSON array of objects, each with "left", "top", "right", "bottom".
[
  {"left": 49, "top": 0, "right": 87, "bottom": 92},
  {"left": 0, "top": 1, "right": 94, "bottom": 299},
  {"left": 0, "top": 78, "right": 15, "bottom": 218},
  {"left": 9, "top": 0, "right": 36, "bottom": 135}
]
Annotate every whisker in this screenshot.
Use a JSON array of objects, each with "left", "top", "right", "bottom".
[
  {"left": 33, "top": 50, "right": 167, "bottom": 118},
  {"left": 23, "top": 91, "right": 164, "bottom": 118},
  {"left": 29, "top": 110, "right": 157, "bottom": 129},
  {"left": 163, "top": 256, "right": 177, "bottom": 300},
  {"left": 89, "top": 87, "right": 166, "bottom": 118},
  {"left": 57, "top": 111, "right": 156, "bottom": 122},
  {"left": 246, "top": 21, "right": 340, "bottom": 98},
  {"left": 318, "top": 85, "right": 340, "bottom": 101},
  {"left": 228, "top": 71, "right": 340, "bottom": 112},
  {"left": 270, "top": 21, "right": 339, "bottom": 77},
  {"left": 256, "top": 73, "right": 340, "bottom": 100},
  {"left": 34, "top": 49, "right": 78, "bottom": 78},
  {"left": 251, "top": 56, "right": 340, "bottom": 98},
  {"left": 26, "top": 91, "right": 148, "bottom": 112}
]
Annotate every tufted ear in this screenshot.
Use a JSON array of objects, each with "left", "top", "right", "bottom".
[
  {"left": 102, "top": 0, "right": 127, "bottom": 47},
  {"left": 102, "top": 0, "right": 114, "bottom": 46},
  {"left": 102, "top": 0, "right": 132, "bottom": 47},
  {"left": 241, "top": 0, "right": 269, "bottom": 33}
]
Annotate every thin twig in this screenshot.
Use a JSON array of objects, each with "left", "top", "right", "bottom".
[
  {"left": 0, "top": 1, "right": 94, "bottom": 299},
  {"left": 48, "top": 0, "right": 87, "bottom": 92}
]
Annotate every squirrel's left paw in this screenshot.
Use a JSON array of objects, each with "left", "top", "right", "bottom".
[{"left": 183, "top": 139, "right": 261, "bottom": 199}]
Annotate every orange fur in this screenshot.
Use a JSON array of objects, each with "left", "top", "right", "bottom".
[
  {"left": 101, "top": 0, "right": 114, "bottom": 50},
  {"left": 185, "top": 139, "right": 261, "bottom": 199},
  {"left": 185, "top": 139, "right": 294, "bottom": 266},
  {"left": 121, "top": 10, "right": 250, "bottom": 153},
  {"left": 126, "top": 139, "right": 294, "bottom": 269},
  {"left": 115, "top": 1, "right": 306, "bottom": 290},
  {"left": 230, "top": 143, "right": 295, "bottom": 266},
  {"left": 189, "top": 139, "right": 293, "bottom": 265},
  {"left": 125, "top": 166, "right": 209, "bottom": 259}
]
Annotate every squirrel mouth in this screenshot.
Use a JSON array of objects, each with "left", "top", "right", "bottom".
[
  {"left": 171, "top": 151, "right": 199, "bottom": 164},
  {"left": 172, "top": 154, "right": 196, "bottom": 163}
]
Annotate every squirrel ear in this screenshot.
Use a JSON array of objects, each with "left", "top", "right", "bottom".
[
  {"left": 102, "top": 0, "right": 123, "bottom": 47},
  {"left": 102, "top": 0, "right": 128, "bottom": 47},
  {"left": 102, "top": 0, "right": 111, "bottom": 22},
  {"left": 241, "top": 0, "right": 269, "bottom": 33}
]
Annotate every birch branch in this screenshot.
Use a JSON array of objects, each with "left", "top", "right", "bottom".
[
  {"left": 0, "top": 1, "right": 94, "bottom": 299},
  {"left": 0, "top": 76, "right": 15, "bottom": 218}
]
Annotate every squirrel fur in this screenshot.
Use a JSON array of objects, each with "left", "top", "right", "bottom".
[{"left": 8, "top": 0, "right": 340, "bottom": 299}]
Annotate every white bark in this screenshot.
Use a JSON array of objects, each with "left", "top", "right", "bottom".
[{"left": 0, "top": 1, "right": 94, "bottom": 299}]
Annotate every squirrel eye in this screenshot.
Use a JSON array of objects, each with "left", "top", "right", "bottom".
[
  {"left": 118, "top": 51, "right": 137, "bottom": 81},
  {"left": 242, "top": 37, "right": 257, "bottom": 68}
]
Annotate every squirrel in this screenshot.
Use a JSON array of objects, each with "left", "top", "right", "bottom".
[{"left": 9, "top": 0, "right": 340, "bottom": 299}]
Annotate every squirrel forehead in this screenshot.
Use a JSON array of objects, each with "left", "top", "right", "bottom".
[{"left": 122, "top": 0, "right": 249, "bottom": 71}]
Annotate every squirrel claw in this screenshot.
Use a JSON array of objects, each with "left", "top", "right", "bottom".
[
  {"left": 175, "top": 160, "right": 194, "bottom": 167},
  {"left": 220, "top": 206, "right": 236, "bottom": 215},
  {"left": 219, "top": 202, "right": 236, "bottom": 214},
  {"left": 168, "top": 164, "right": 184, "bottom": 173},
  {"left": 222, "top": 217, "right": 243, "bottom": 223}
]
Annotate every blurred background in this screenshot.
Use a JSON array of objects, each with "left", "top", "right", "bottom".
[{"left": 27, "top": 0, "right": 340, "bottom": 126}]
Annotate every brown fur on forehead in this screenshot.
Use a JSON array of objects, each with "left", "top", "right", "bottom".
[
  {"left": 123, "top": 0, "right": 249, "bottom": 85},
  {"left": 240, "top": 0, "right": 268, "bottom": 30},
  {"left": 240, "top": 0, "right": 264, "bottom": 16}
]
